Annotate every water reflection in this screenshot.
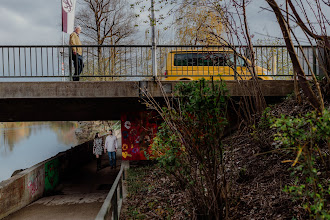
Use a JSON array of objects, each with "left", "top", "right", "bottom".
[{"left": 0, "top": 122, "right": 79, "bottom": 182}]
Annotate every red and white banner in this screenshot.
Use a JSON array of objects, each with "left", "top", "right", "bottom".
[{"left": 62, "top": 0, "right": 76, "bottom": 33}]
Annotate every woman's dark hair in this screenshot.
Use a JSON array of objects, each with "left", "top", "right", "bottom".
[{"left": 95, "top": 132, "right": 99, "bottom": 139}]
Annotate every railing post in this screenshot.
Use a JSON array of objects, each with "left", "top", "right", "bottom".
[
  {"left": 119, "top": 178, "right": 123, "bottom": 199},
  {"left": 272, "top": 55, "right": 277, "bottom": 75},
  {"left": 113, "top": 187, "right": 118, "bottom": 220}
]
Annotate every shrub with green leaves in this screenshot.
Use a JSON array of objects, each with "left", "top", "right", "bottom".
[
  {"left": 271, "top": 110, "right": 330, "bottom": 219},
  {"left": 147, "top": 79, "right": 230, "bottom": 219}
]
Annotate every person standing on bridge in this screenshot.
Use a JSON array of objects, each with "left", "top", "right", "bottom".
[
  {"left": 104, "top": 129, "right": 118, "bottom": 169},
  {"left": 93, "top": 132, "right": 104, "bottom": 171},
  {"left": 69, "top": 26, "right": 84, "bottom": 81}
]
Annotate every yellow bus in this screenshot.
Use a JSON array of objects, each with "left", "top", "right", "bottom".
[{"left": 163, "top": 48, "right": 273, "bottom": 80}]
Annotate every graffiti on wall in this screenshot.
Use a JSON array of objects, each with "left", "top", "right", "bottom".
[
  {"left": 121, "top": 111, "right": 159, "bottom": 160},
  {"left": 45, "top": 158, "right": 59, "bottom": 192},
  {"left": 27, "top": 168, "right": 44, "bottom": 197}
]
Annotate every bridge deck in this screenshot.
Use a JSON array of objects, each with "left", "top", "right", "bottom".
[
  {"left": 0, "top": 81, "right": 293, "bottom": 98},
  {"left": 0, "top": 81, "right": 293, "bottom": 122}
]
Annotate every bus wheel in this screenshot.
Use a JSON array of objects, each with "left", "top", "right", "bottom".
[{"left": 180, "top": 78, "right": 191, "bottom": 81}]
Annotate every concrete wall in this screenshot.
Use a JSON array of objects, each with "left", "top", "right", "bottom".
[{"left": 0, "top": 140, "right": 94, "bottom": 219}]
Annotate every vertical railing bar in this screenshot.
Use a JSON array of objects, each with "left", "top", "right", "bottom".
[
  {"left": 109, "top": 47, "right": 112, "bottom": 79},
  {"left": 124, "top": 47, "right": 126, "bottom": 76},
  {"left": 57, "top": 47, "right": 60, "bottom": 76},
  {"left": 282, "top": 47, "right": 284, "bottom": 76},
  {"left": 146, "top": 47, "right": 148, "bottom": 76},
  {"left": 24, "top": 47, "right": 27, "bottom": 76},
  {"left": 7, "top": 47, "right": 10, "bottom": 76},
  {"left": 313, "top": 47, "right": 317, "bottom": 76},
  {"left": 103, "top": 47, "right": 106, "bottom": 78},
  {"left": 159, "top": 47, "right": 162, "bottom": 79},
  {"left": 301, "top": 47, "right": 305, "bottom": 73},
  {"left": 35, "top": 48, "right": 38, "bottom": 76},
  {"left": 181, "top": 46, "right": 183, "bottom": 76},
  {"left": 1, "top": 48, "right": 4, "bottom": 76},
  {"left": 203, "top": 46, "right": 205, "bottom": 77},
  {"left": 140, "top": 48, "right": 143, "bottom": 76},
  {"left": 93, "top": 47, "right": 95, "bottom": 77},
  {"left": 87, "top": 47, "right": 89, "bottom": 77},
  {"left": 191, "top": 46, "right": 194, "bottom": 77},
  {"left": 47, "top": 48, "right": 49, "bottom": 76},
  {"left": 19, "top": 47, "right": 21, "bottom": 76},
  {"left": 266, "top": 47, "right": 269, "bottom": 76},
  {"left": 30, "top": 47, "right": 32, "bottom": 76},
  {"left": 119, "top": 47, "right": 122, "bottom": 77},
  {"left": 271, "top": 47, "right": 273, "bottom": 76},
  {"left": 171, "top": 47, "right": 174, "bottom": 77},
  {"left": 13, "top": 48, "right": 16, "bottom": 76},
  {"left": 307, "top": 47, "right": 310, "bottom": 75},
  {"left": 276, "top": 47, "right": 278, "bottom": 76},
  {"left": 41, "top": 47, "right": 44, "bottom": 76},
  {"left": 186, "top": 46, "right": 188, "bottom": 77},
  {"left": 261, "top": 46, "right": 263, "bottom": 76},
  {"left": 207, "top": 47, "right": 210, "bottom": 77},
  {"left": 112, "top": 46, "right": 115, "bottom": 77},
  {"left": 63, "top": 46, "right": 65, "bottom": 77},
  {"left": 52, "top": 47, "right": 54, "bottom": 76},
  {"left": 287, "top": 47, "right": 289, "bottom": 77},
  {"left": 46, "top": 48, "right": 49, "bottom": 76},
  {"left": 296, "top": 46, "right": 299, "bottom": 78},
  {"left": 124, "top": 47, "right": 127, "bottom": 75},
  {"left": 255, "top": 47, "right": 259, "bottom": 74},
  {"left": 136, "top": 47, "right": 138, "bottom": 76},
  {"left": 130, "top": 47, "right": 133, "bottom": 76}
]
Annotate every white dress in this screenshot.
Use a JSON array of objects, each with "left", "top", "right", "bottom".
[{"left": 93, "top": 138, "right": 103, "bottom": 155}]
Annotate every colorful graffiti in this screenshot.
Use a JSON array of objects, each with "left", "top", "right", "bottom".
[
  {"left": 121, "top": 111, "right": 159, "bottom": 160},
  {"left": 27, "top": 168, "right": 44, "bottom": 197},
  {"left": 45, "top": 158, "right": 59, "bottom": 192}
]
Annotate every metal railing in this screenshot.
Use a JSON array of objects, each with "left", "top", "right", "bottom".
[
  {"left": 95, "top": 166, "right": 125, "bottom": 220},
  {"left": 0, "top": 45, "right": 326, "bottom": 81}
]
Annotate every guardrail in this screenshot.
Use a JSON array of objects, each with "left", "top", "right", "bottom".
[
  {"left": 0, "top": 45, "right": 326, "bottom": 81},
  {"left": 95, "top": 166, "right": 125, "bottom": 220}
]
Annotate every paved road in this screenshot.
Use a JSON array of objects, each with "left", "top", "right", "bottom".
[{"left": 4, "top": 152, "right": 122, "bottom": 220}]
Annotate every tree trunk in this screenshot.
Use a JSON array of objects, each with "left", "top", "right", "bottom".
[{"left": 266, "top": 0, "right": 322, "bottom": 111}]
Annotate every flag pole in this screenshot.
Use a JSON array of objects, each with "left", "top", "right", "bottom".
[
  {"left": 61, "top": 0, "right": 65, "bottom": 81},
  {"left": 151, "top": 0, "right": 157, "bottom": 80}
]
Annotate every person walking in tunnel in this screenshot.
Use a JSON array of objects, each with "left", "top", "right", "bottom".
[
  {"left": 93, "top": 132, "right": 103, "bottom": 171},
  {"left": 104, "top": 129, "right": 118, "bottom": 169},
  {"left": 69, "top": 26, "right": 84, "bottom": 81}
]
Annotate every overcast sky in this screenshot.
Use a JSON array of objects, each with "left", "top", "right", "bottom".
[{"left": 0, "top": 0, "right": 328, "bottom": 45}]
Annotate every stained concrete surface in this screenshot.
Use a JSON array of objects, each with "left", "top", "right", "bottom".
[
  {"left": 0, "top": 81, "right": 294, "bottom": 122},
  {"left": 4, "top": 152, "right": 121, "bottom": 220}
]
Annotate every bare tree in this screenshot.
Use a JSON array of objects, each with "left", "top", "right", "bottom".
[
  {"left": 76, "top": 0, "right": 137, "bottom": 46},
  {"left": 75, "top": 0, "right": 138, "bottom": 79}
]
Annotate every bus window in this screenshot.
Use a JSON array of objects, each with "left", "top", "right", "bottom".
[{"left": 174, "top": 53, "right": 233, "bottom": 67}]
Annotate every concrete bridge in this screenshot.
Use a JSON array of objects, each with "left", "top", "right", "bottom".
[{"left": 0, "top": 80, "right": 293, "bottom": 122}]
